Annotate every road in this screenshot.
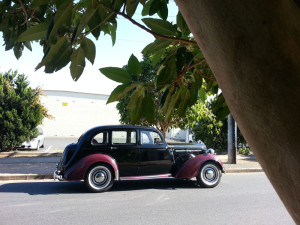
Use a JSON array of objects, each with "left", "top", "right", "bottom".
[{"left": 0, "top": 173, "right": 294, "bottom": 225}]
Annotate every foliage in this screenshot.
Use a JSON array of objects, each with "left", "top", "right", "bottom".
[
  {"left": 238, "top": 144, "right": 250, "bottom": 155},
  {"left": 182, "top": 96, "right": 247, "bottom": 152},
  {"left": 0, "top": 70, "right": 50, "bottom": 151},
  {"left": 0, "top": 0, "right": 229, "bottom": 125},
  {"left": 183, "top": 100, "right": 227, "bottom": 153},
  {"left": 116, "top": 55, "right": 186, "bottom": 137}
]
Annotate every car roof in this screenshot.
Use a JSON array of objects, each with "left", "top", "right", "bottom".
[{"left": 88, "top": 125, "right": 157, "bottom": 131}]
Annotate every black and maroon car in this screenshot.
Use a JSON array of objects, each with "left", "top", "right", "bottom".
[{"left": 54, "top": 125, "right": 225, "bottom": 192}]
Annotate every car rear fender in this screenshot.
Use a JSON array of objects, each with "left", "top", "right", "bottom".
[
  {"left": 175, "top": 154, "right": 224, "bottom": 179},
  {"left": 63, "top": 154, "right": 119, "bottom": 181}
]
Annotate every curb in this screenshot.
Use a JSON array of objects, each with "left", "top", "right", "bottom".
[
  {"left": 0, "top": 174, "right": 53, "bottom": 181},
  {"left": 225, "top": 168, "right": 263, "bottom": 173},
  {"left": 0, "top": 152, "right": 62, "bottom": 158}
]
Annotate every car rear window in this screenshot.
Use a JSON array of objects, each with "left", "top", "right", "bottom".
[{"left": 91, "top": 131, "right": 108, "bottom": 145}]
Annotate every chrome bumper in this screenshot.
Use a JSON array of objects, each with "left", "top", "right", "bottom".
[{"left": 53, "top": 169, "right": 63, "bottom": 181}]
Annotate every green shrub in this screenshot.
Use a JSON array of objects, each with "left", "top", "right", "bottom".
[
  {"left": 0, "top": 71, "right": 49, "bottom": 151},
  {"left": 238, "top": 144, "right": 250, "bottom": 155}
]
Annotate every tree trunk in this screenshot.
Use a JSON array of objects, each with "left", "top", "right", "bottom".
[
  {"left": 159, "top": 123, "right": 168, "bottom": 139},
  {"left": 175, "top": 0, "right": 300, "bottom": 223}
]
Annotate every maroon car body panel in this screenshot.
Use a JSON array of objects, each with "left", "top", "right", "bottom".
[
  {"left": 175, "top": 154, "right": 223, "bottom": 179},
  {"left": 64, "top": 154, "right": 119, "bottom": 181}
]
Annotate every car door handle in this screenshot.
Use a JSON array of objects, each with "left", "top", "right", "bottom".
[{"left": 111, "top": 147, "right": 117, "bottom": 150}]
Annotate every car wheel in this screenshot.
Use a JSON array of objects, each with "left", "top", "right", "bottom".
[
  {"left": 85, "top": 164, "right": 114, "bottom": 193},
  {"left": 197, "top": 162, "right": 222, "bottom": 188}
]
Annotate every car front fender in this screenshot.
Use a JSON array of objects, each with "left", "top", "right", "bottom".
[
  {"left": 175, "top": 154, "right": 224, "bottom": 179},
  {"left": 63, "top": 154, "right": 119, "bottom": 181}
]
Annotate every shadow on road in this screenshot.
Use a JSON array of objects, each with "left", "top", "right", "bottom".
[{"left": 0, "top": 179, "right": 200, "bottom": 195}]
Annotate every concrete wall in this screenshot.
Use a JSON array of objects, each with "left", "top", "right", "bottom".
[{"left": 41, "top": 90, "right": 120, "bottom": 137}]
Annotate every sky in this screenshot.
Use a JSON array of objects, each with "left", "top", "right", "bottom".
[{"left": 0, "top": 2, "right": 178, "bottom": 95}]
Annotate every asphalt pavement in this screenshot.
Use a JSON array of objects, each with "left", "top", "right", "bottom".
[{"left": 0, "top": 151, "right": 263, "bottom": 181}]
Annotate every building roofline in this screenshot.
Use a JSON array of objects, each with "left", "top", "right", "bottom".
[{"left": 42, "top": 89, "right": 110, "bottom": 97}]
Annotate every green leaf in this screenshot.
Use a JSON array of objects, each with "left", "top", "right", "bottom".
[
  {"left": 113, "top": 0, "right": 125, "bottom": 10},
  {"left": 157, "top": 1, "right": 168, "bottom": 20},
  {"left": 160, "top": 87, "right": 169, "bottom": 107},
  {"left": 188, "top": 84, "right": 199, "bottom": 107},
  {"left": 142, "top": 18, "right": 176, "bottom": 36},
  {"left": 177, "top": 87, "right": 190, "bottom": 116},
  {"left": 193, "top": 70, "right": 203, "bottom": 89},
  {"left": 176, "top": 47, "right": 187, "bottom": 70},
  {"left": 142, "top": 38, "right": 172, "bottom": 55},
  {"left": 215, "top": 105, "right": 230, "bottom": 121},
  {"left": 127, "top": 86, "right": 145, "bottom": 123},
  {"left": 100, "top": 67, "right": 132, "bottom": 83},
  {"left": 17, "top": 23, "right": 48, "bottom": 42},
  {"left": 141, "top": 0, "right": 153, "bottom": 16},
  {"left": 70, "top": 48, "right": 85, "bottom": 81},
  {"left": 107, "top": 83, "right": 138, "bottom": 104},
  {"left": 24, "top": 42, "right": 32, "bottom": 51},
  {"left": 13, "top": 43, "right": 23, "bottom": 59},
  {"left": 161, "top": 86, "right": 174, "bottom": 112},
  {"left": 80, "top": 37, "right": 96, "bottom": 64},
  {"left": 142, "top": 94, "right": 154, "bottom": 122},
  {"left": 194, "top": 51, "right": 204, "bottom": 61},
  {"left": 176, "top": 11, "right": 190, "bottom": 36},
  {"left": 109, "top": 23, "right": 117, "bottom": 46},
  {"left": 165, "top": 89, "right": 181, "bottom": 122},
  {"left": 128, "top": 54, "right": 142, "bottom": 76},
  {"left": 31, "top": 0, "right": 49, "bottom": 7},
  {"left": 149, "top": 0, "right": 161, "bottom": 16},
  {"left": 75, "top": 8, "right": 97, "bottom": 38},
  {"left": 126, "top": 0, "right": 139, "bottom": 17},
  {"left": 198, "top": 88, "right": 206, "bottom": 102},
  {"left": 36, "top": 37, "right": 72, "bottom": 73},
  {"left": 157, "top": 56, "right": 177, "bottom": 86},
  {"left": 48, "top": 1, "right": 73, "bottom": 44}
]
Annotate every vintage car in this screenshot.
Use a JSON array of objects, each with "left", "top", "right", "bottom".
[{"left": 54, "top": 125, "right": 225, "bottom": 192}]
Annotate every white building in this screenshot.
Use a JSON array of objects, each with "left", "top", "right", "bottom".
[
  {"left": 41, "top": 90, "right": 120, "bottom": 137},
  {"left": 40, "top": 90, "right": 189, "bottom": 141}
]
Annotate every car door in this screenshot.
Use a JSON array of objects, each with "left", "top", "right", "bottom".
[
  {"left": 109, "top": 129, "right": 138, "bottom": 177},
  {"left": 138, "top": 129, "right": 173, "bottom": 176}
]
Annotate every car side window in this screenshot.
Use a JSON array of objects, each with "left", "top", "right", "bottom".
[
  {"left": 91, "top": 132, "right": 108, "bottom": 145},
  {"left": 112, "top": 130, "right": 136, "bottom": 145},
  {"left": 141, "top": 130, "right": 163, "bottom": 145}
]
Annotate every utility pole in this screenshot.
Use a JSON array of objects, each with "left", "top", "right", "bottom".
[{"left": 228, "top": 113, "right": 237, "bottom": 164}]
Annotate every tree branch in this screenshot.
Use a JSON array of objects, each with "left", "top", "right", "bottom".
[
  {"left": 114, "top": 11, "right": 198, "bottom": 46},
  {"left": 195, "top": 68, "right": 216, "bottom": 82},
  {"left": 18, "top": 0, "right": 28, "bottom": 26},
  {"left": 187, "top": 59, "right": 206, "bottom": 70}
]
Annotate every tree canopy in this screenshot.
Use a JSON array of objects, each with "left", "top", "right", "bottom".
[{"left": 0, "top": 0, "right": 228, "bottom": 123}]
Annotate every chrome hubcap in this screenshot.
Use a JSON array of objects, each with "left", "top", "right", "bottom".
[
  {"left": 94, "top": 172, "right": 106, "bottom": 183},
  {"left": 205, "top": 169, "right": 215, "bottom": 180},
  {"left": 200, "top": 164, "right": 220, "bottom": 186},
  {"left": 89, "top": 166, "right": 112, "bottom": 190}
]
